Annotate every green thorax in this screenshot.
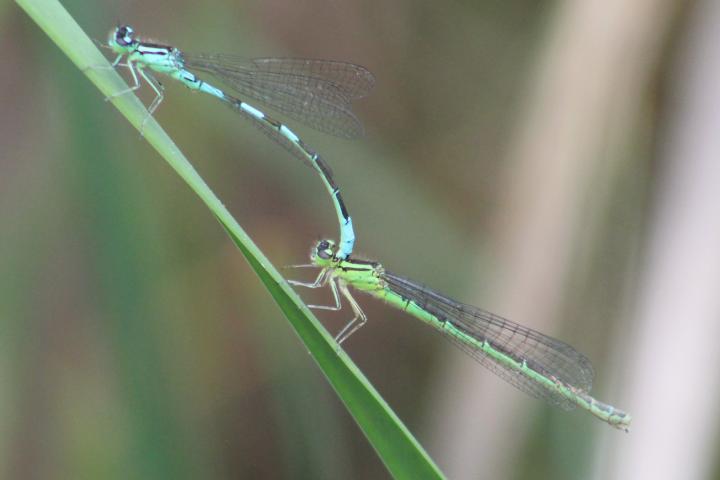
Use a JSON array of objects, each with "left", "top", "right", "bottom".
[{"left": 311, "top": 240, "right": 385, "bottom": 292}]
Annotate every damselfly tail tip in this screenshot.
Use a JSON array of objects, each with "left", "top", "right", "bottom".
[{"left": 609, "top": 412, "right": 632, "bottom": 433}]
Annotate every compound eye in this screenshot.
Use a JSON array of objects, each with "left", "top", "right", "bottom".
[
  {"left": 316, "top": 240, "right": 335, "bottom": 260},
  {"left": 116, "top": 25, "right": 135, "bottom": 46}
]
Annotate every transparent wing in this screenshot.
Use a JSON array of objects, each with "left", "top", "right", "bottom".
[
  {"left": 185, "top": 54, "right": 374, "bottom": 139},
  {"left": 237, "top": 57, "right": 374, "bottom": 99},
  {"left": 383, "top": 271, "right": 595, "bottom": 410}
]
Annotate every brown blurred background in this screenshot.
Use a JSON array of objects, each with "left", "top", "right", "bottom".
[{"left": 3, "top": 0, "right": 720, "bottom": 478}]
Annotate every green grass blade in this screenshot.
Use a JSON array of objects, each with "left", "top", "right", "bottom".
[{"left": 15, "top": 0, "right": 446, "bottom": 477}]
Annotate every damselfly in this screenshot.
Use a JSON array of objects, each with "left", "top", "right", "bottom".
[{"left": 104, "top": 25, "right": 373, "bottom": 259}]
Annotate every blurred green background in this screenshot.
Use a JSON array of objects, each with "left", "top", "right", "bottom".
[{"left": 4, "top": 0, "right": 720, "bottom": 478}]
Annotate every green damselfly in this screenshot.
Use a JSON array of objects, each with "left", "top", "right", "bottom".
[{"left": 290, "top": 239, "right": 632, "bottom": 430}]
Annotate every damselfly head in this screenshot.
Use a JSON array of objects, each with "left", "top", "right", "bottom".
[
  {"left": 312, "top": 239, "right": 337, "bottom": 264},
  {"left": 108, "top": 25, "right": 138, "bottom": 51}
]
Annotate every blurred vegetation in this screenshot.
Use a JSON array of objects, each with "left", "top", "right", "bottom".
[{"left": 3, "top": 0, "right": 719, "bottom": 479}]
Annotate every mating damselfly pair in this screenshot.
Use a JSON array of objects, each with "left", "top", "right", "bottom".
[{"left": 101, "top": 25, "right": 631, "bottom": 430}]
